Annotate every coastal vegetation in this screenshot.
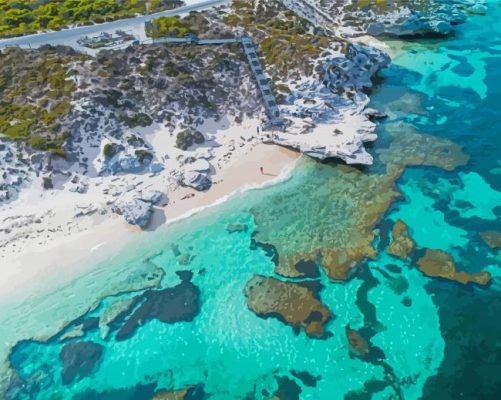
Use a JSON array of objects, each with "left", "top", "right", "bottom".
[
  {"left": 146, "top": 15, "right": 191, "bottom": 38},
  {"left": 0, "top": 47, "right": 86, "bottom": 154},
  {"left": 122, "top": 112, "right": 153, "bottom": 128},
  {"left": 175, "top": 128, "right": 205, "bottom": 150},
  {"left": 220, "top": 0, "right": 331, "bottom": 77},
  {"left": 0, "top": 0, "right": 183, "bottom": 38},
  {"left": 145, "top": 12, "right": 210, "bottom": 38}
]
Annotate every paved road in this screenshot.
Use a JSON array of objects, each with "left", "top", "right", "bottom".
[
  {"left": 0, "top": 0, "right": 228, "bottom": 54},
  {"left": 152, "top": 37, "right": 239, "bottom": 44}
]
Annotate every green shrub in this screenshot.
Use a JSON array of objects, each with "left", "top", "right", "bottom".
[
  {"left": 175, "top": 128, "right": 205, "bottom": 150},
  {"left": 135, "top": 149, "right": 153, "bottom": 164},
  {"left": 28, "top": 135, "right": 48, "bottom": 150},
  {"left": 103, "top": 143, "right": 115, "bottom": 158},
  {"left": 122, "top": 113, "right": 153, "bottom": 128},
  {"left": 147, "top": 16, "right": 190, "bottom": 38},
  {"left": 0, "top": 0, "right": 183, "bottom": 38}
]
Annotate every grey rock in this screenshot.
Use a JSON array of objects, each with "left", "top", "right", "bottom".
[
  {"left": 181, "top": 171, "right": 212, "bottom": 191},
  {"left": 115, "top": 198, "right": 153, "bottom": 228},
  {"left": 0, "top": 190, "right": 9, "bottom": 202},
  {"left": 42, "top": 176, "right": 53, "bottom": 190},
  {"left": 140, "top": 190, "right": 163, "bottom": 205},
  {"left": 364, "top": 108, "right": 387, "bottom": 121},
  {"left": 149, "top": 162, "right": 164, "bottom": 174}
]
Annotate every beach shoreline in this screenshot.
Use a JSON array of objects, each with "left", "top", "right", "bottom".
[{"left": 0, "top": 138, "right": 299, "bottom": 304}]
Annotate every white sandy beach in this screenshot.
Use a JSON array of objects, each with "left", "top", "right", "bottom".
[{"left": 0, "top": 117, "right": 299, "bottom": 304}]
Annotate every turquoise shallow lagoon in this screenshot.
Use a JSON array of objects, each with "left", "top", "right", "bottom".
[{"left": 2, "top": 1, "right": 501, "bottom": 399}]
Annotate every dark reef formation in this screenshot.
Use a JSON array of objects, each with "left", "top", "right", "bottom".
[
  {"left": 59, "top": 341, "right": 104, "bottom": 385},
  {"left": 290, "top": 370, "right": 320, "bottom": 388},
  {"left": 271, "top": 376, "right": 302, "bottom": 400},
  {"left": 226, "top": 223, "right": 248, "bottom": 234},
  {"left": 116, "top": 279, "right": 200, "bottom": 341}
]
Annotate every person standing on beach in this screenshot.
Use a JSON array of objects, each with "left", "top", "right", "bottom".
[{"left": 260, "top": 167, "right": 264, "bottom": 174}]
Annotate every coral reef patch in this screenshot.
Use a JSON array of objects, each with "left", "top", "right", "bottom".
[
  {"left": 244, "top": 274, "right": 332, "bottom": 338},
  {"left": 416, "top": 249, "right": 491, "bottom": 287}
]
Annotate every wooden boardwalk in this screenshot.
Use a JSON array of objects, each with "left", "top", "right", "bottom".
[{"left": 145, "top": 32, "right": 283, "bottom": 127}]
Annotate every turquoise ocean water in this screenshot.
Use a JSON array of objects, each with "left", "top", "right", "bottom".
[{"left": 2, "top": 1, "right": 501, "bottom": 399}]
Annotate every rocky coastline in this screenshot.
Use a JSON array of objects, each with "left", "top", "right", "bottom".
[
  {"left": 0, "top": 2, "right": 491, "bottom": 396},
  {"left": 0, "top": 0, "right": 478, "bottom": 245}
]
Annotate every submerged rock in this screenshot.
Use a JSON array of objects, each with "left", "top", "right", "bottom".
[
  {"left": 251, "top": 160, "right": 400, "bottom": 283},
  {"left": 345, "top": 325, "right": 370, "bottom": 357},
  {"left": 5, "top": 364, "right": 54, "bottom": 400},
  {"left": 59, "top": 341, "right": 104, "bottom": 385},
  {"left": 251, "top": 127, "right": 469, "bottom": 283},
  {"left": 416, "top": 249, "right": 491, "bottom": 287},
  {"left": 153, "top": 384, "right": 206, "bottom": 400},
  {"left": 59, "top": 324, "right": 85, "bottom": 341},
  {"left": 116, "top": 280, "right": 200, "bottom": 341},
  {"left": 72, "top": 383, "right": 157, "bottom": 399},
  {"left": 177, "top": 253, "right": 192, "bottom": 266},
  {"left": 377, "top": 124, "right": 470, "bottom": 171},
  {"left": 244, "top": 275, "right": 332, "bottom": 339},
  {"left": 388, "top": 275, "right": 409, "bottom": 296},
  {"left": 467, "top": 4, "right": 488, "bottom": 15},
  {"left": 290, "top": 370, "right": 320, "bottom": 388},
  {"left": 272, "top": 376, "right": 302, "bottom": 400},
  {"left": 321, "top": 246, "right": 374, "bottom": 281},
  {"left": 226, "top": 223, "right": 248, "bottom": 233},
  {"left": 480, "top": 231, "right": 501, "bottom": 249},
  {"left": 387, "top": 219, "right": 415, "bottom": 259},
  {"left": 99, "top": 298, "right": 137, "bottom": 339},
  {"left": 278, "top": 257, "right": 320, "bottom": 279}
]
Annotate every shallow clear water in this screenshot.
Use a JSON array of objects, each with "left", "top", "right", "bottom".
[{"left": 3, "top": 1, "right": 501, "bottom": 399}]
